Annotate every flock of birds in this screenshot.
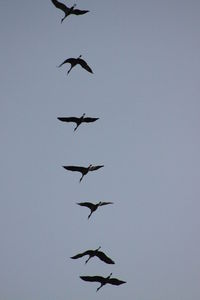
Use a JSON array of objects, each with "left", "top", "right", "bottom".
[{"left": 51, "top": 0, "right": 126, "bottom": 293}]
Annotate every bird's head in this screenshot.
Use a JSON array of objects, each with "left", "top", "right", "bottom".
[
  {"left": 78, "top": 55, "right": 82, "bottom": 59},
  {"left": 73, "top": 3, "right": 77, "bottom": 8},
  {"left": 82, "top": 113, "right": 86, "bottom": 117},
  {"left": 108, "top": 273, "right": 112, "bottom": 279},
  {"left": 88, "top": 164, "right": 93, "bottom": 169},
  {"left": 97, "top": 246, "right": 101, "bottom": 251}
]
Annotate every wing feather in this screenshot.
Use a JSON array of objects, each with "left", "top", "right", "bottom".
[
  {"left": 71, "top": 250, "right": 92, "bottom": 259},
  {"left": 96, "top": 251, "right": 115, "bottom": 264},
  {"left": 57, "top": 117, "right": 79, "bottom": 123},
  {"left": 77, "top": 202, "right": 95, "bottom": 209},
  {"left": 78, "top": 59, "right": 93, "bottom": 73},
  {"left": 71, "top": 9, "right": 89, "bottom": 15},
  {"left": 90, "top": 165, "right": 104, "bottom": 171},
  {"left": 100, "top": 202, "right": 113, "bottom": 206},
  {"left": 80, "top": 276, "right": 105, "bottom": 283},
  {"left": 51, "top": 0, "right": 69, "bottom": 13},
  {"left": 83, "top": 117, "right": 99, "bottom": 123},
  {"left": 108, "top": 278, "right": 126, "bottom": 285},
  {"left": 58, "top": 58, "right": 76, "bottom": 68},
  {"left": 63, "top": 166, "right": 87, "bottom": 173}
]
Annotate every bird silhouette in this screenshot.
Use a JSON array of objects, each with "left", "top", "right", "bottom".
[
  {"left": 51, "top": 0, "right": 89, "bottom": 23},
  {"left": 71, "top": 246, "right": 115, "bottom": 264},
  {"left": 80, "top": 273, "right": 126, "bottom": 292},
  {"left": 77, "top": 201, "right": 113, "bottom": 219},
  {"left": 57, "top": 113, "right": 99, "bottom": 131},
  {"left": 62, "top": 164, "right": 104, "bottom": 182},
  {"left": 58, "top": 55, "right": 93, "bottom": 75}
]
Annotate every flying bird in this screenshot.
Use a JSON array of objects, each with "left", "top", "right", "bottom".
[
  {"left": 80, "top": 273, "right": 126, "bottom": 292},
  {"left": 77, "top": 201, "right": 113, "bottom": 219},
  {"left": 51, "top": 0, "right": 89, "bottom": 23},
  {"left": 57, "top": 113, "right": 99, "bottom": 131},
  {"left": 71, "top": 246, "right": 115, "bottom": 264},
  {"left": 62, "top": 164, "right": 104, "bottom": 182},
  {"left": 58, "top": 55, "right": 93, "bottom": 75}
]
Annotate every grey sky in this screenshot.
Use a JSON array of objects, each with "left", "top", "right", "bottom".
[{"left": 0, "top": 0, "right": 200, "bottom": 299}]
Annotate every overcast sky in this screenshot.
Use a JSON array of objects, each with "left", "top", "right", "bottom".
[{"left": 1, "top": 1, "right": 200, "bottom": 299}]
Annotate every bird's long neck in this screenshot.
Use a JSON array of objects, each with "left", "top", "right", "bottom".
[{"left": 107, "top": 273, "right": 112, "bottom": 280}]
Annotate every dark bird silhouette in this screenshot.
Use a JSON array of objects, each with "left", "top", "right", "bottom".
[
  {"left": 58, "top": 55, "right": 93, "bottom": 75},
  {"left": 51, "top": 0, "right": 89, "bottom": 23},
  {"left": 80, "top": 273, "right": 126, "bottom": 292},
  {"left": 57, "top": 113, "right": 99, "bottom": 131},
  {"left": 71, "top": 246, "right": 115, "bottom": 264},
  {"left": 77, "top": 201, "right": 113, "bottom": 219},
  {"left": 62, "top": 164, "right": 104, "bottom": 182}
]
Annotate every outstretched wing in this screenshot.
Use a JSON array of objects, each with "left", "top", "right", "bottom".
[
  {"left": 63, "top": 166, "right": 87, "bottom": 173},
  {"left": 108, "top": 278, "right": 126, "bottom": 286},
  {"left": 80, "top": 275, "right": 105, "bottom": 283},
  {"left": 77, "top": 202, "right": 95, "bottom": 210},
  {"left": 51, "top": 0, "right": 69, "bottom": 13},
  {"left": 100, "top": 202, "right": 113, "bottom": 206},
  {"left": 71, "top": 250, "right": 92, "bottom": 260},
  {"left": 83, "top": 117, "right": 99, "bottom": 123},
  {"left": 78, "top": 59, "right": 93, "bottom": 73},
  {"left": 71, "top": 9, "right": 89, "bottom": 15},
  {"left": 58, "top": 58, "right": 76, "bottom": 68},
  {"left": 90, "top": 165, "right": 104, "bottom": 171},
  {"left": 96, "top": 251, "right": 115, "bottom": 264},
  {"left": 57, "top": 117, "right": 79, "bottom": 123}
]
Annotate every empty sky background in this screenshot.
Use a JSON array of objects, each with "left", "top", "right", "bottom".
[{"left": 0, "top": 1, "right": 200, "bottom": 299}]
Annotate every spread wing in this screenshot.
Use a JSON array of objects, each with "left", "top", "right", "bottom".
[
  {"left": 63, "top": 166, "right": 87, "bottom": 173},
  {"left": 90, "top": 165, "right": 104, "bottom": 171},
  {"left": 78, "top": 59, "right": 93, "bottom": 73},
  {"left": 51, "top": 0, "right": 69, "bottom": 13},
  {"left": 58, "top": 58, "right": 76, "bottom": 68},
  {"left": 96, "top": 251, "right": 115, "bottom": 264},
  {"left": 80, "top": 275, "right": 105, "bottom": 283},
  {"left": 71, "top": 9, "right": 89, "bottom": 15},
  {"left": 77, "top": 202, "right": 95, "bottom": 210},
  {"left": 71, "top": 250, "right": 93, "bottom": 260},
  {"left": 83, "top": 117, "right": 99, "bottom": 123},
  {"left": 108, "top": 278, "right": 126, "bottom": 286},
  {"left": 99, "top": 202, "right": 113, "bottom": 206},
  {"left": 57, "top": 117, "right": 79, "bottom": 123}
]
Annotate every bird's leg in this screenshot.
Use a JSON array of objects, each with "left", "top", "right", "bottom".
[
  {"left": 79, "top": 174, "right": 84, "bottom": 182},
  {"left": 74, "top": 123, "right": 80, "bottom": 131},
  {"left": 85, "top": 256, "right": 91, "bottom": 264},
  {"left": 67, "top": 66, "right": 73, "bottom": 75},
  {"left": 61, "top": 15, "right": 67, "bottom": 23},
  {"left": 88, "top": 211, "right": 93, "bottom": 219},
  {"left": 96, "top": 284, "right": 103, "bottom": 292}
]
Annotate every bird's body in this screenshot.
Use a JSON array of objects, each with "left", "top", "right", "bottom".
[
  {"left": 62, "top": 164, "right": 104, "bottom": 182},
  {"left": 51, "top": 0, "right": 89, "bottom": 23},
  {"left": 77, "top": 201, "right": 113, "bottom": 219},
  {"left": 58, "top": 55, "right": 93, "bottom": 75},
  {"left": 80, "top": 273, "right": 126, "bottom": 292},
  {"left": 57, "top": 113, "right": 99, "bottom": 131},
  {"left": 71, "top": 247, "right": 115, "bottom": 264}
]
